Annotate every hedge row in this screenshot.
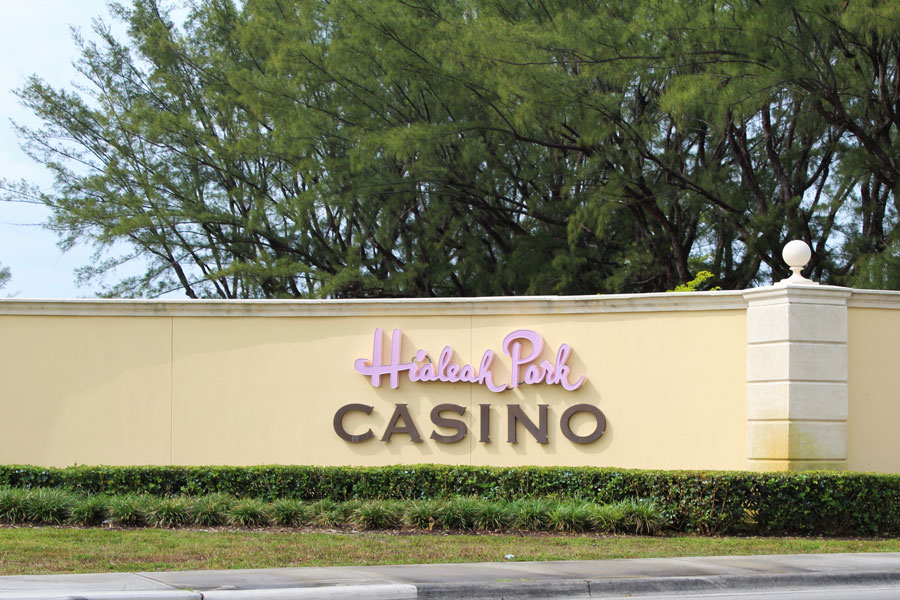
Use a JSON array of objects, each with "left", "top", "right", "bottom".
[{"left": 2, "top": 465, "right": 899, "bottom": 536}]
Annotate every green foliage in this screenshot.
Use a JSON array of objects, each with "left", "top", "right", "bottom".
[
  {"left": 310, "top": 499, "right": 360, "bottom": 528},
  {"left": 548, "top": 500, "right": 596, "bottom": 533},
  {"left": 309, "top": 499, "right": 344, "bottom": 527},
  {"left": 668, "top": 271, "right": 721, "bottom": 292},
  {"left": 0, "top": 263, "right": 9, "bottom": 292},
  {"left": 617, "top": 499, "right": 668, "bottom": 535},
  {"left": 351, "top": 500, "right": 403, "bottom": 530},
  {"left": 24, "top": 488, "right": 75, "bottom": 525},
  {"left": 436, "top": 497, "right": 480, "bottom": 531},
  {"left": 189, "top": 494, "right": 232, "bottom": 527},
  {"left": 146, "top": 497, "right": 192, "bottom": 528},
  {"left": 403, "top": 499, "right": 441, "bottom": 530},
  {"left": 507, "top": 498, "right": 553, "bottom": 531},
  {"left": 0, "top": 486, "right": 670, "bottom": 533},
  {"left": 270, "top": 499, "right": 309, "bottom": 528},
  {"left": 7, "top": 0, "right": 900, "bottom": 297},
  {"left": 750, "top": 472, "right": 900, "bottom": 536},
  {"left": 472, "top": 500, "right": 510, "bottom": 531},
  {"left": 69, "top": 495, "right": 110, "bottom": 526},
  {"left": 4, "top": 465, "right": 900, "bottom": 535},
  {"left": 0, "top": 487, "right": 30, "bottom": 523},
  {"left": 592, "top": 502, "right": 626, "bottom": 533},
  {"left": 227, "top": 499, "right": 270, "bottom": 527},
  {"left": 109, "top": 495, "right": 150, "bottom": 527}
]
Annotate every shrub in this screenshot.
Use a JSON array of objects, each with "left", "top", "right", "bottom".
[
  {"left": 147, "top": 497, "right": 192, "bottom": 528},
  {"left": 271, "top": 499, "right": 309, "bottom": 527},
  {"left": 190, "top": 494, "right": 232, "bottom": 526},
  {"left": 351, "top": 500, "right": 403, "bottom": 530},
  {"left": 0, "top": 487, "right": 30, "bottom": 524},
  {"left": 228, "top": 499, "right": 270, "bottom": 527},
  {"left": 24, "top": 488, "right": 75, "bottom": 524},
  {"left": 69, "top": 495, "right": 110, "bottom": 526},
  {"left": 4, "top": 465, "right": 900, "bottom": 536}
]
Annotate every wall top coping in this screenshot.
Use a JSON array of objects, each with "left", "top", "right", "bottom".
[
  {"left": 4, "top": 285, "right": 900, "bottom": 317},
  {"left": 847, "top": 289, "right": 900, "bottom": 309},
  {"left": 0, "top": 290, "right": 749, "bottom": 317}
]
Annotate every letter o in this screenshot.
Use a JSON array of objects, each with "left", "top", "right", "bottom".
[
  {"left": 560, "top": 404, "right": 606, "bottom": 444},
  {"left": 333, "top": 404, "right": 375, "bottom": 443}
]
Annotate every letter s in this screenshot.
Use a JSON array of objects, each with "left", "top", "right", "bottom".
[{"left": 430, "top": 404, "right": 467, "bottom": 443}]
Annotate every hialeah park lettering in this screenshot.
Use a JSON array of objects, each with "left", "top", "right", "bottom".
[{"left": 334, "top": 328, "right": 605, "bottom": 446}]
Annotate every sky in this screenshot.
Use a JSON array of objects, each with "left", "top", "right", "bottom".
[{"left": 0, "top": 0, "right": 137, "bottom": 298}]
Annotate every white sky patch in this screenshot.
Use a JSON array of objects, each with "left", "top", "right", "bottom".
[{"left": 0, "top": 0, "right": 144, "bottom": 298}]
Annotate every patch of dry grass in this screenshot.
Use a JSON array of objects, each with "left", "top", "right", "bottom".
[{"left": 3, "top": 526, "right": 900, "bottom": 575}]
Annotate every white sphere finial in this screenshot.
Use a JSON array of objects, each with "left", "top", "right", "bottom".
[{"left": 780, "top": 240, "right": 816, "bottom": 285}]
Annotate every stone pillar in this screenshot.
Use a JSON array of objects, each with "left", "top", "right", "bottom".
[{"left": 743, "top": 243, "right": 850, "bottom": 471}]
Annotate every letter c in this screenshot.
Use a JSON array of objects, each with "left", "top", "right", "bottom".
[{"left": 333, "top": 403, "right": 375, "bottom": 443}]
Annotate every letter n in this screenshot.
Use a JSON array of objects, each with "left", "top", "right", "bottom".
[{"left": 507, "top": 404, "right": 548, "bottom": 444}]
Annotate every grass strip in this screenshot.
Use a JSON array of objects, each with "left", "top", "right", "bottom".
[
  {"left": 3, "top": 527, "right": 900, "bottom": 575},
  {"left": 1, "top": 489, "right": 669, "bottom": 534}
]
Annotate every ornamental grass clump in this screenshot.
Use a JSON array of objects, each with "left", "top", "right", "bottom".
[
  {"left": 619, "top": 499, "right": 667, "bottom": 535},
  {"left": 190, "top": 494, "right": 232, "bottom": 527},
  {"left": 109, "top": 495, "right": 150, "bottom": 527},
  {"left": 228, "top": 499, "right": 270, "bottom": 527},
  {"left": 403, "top": 499, "right": 440, "bottom": 530},
  {"left": 547, "top": 500, "right": 596, "bottom": 533},
  {"left": 271, "top": 499, "right": 310, "bottom": 528},
  {"left": 311, "top": 499, "right": 360, "bottom": 528},
  {"left": 147, "top": 497, "right": 191, "bottom": 528},
  {"left": 436, "top": 497, "right": 479, "bottom": 531},
  {"left": 24, "top": 488, "right": 75, "bottom": 525},
  {"left": 473, "top": 499, "right": 510, "bottom": 531},
  {"left": 592, "top": 501, "right": 627, "bottom": 533},
  {"left": 0, "top": 487, "right": 30, "bottom": 524},
  {"left": 310, "top": 499, "right": 342, "bottom": 527},
  {"left": 69, "top": 495, "right": 110, "bottom": 526},
  {"left": 351, "top": 500, "right": 403, "bottom": 530},
  {"left": 507, "top": 498, "right": 552, "bottom": 532}
]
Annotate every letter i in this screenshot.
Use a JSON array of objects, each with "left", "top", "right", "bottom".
[{"left": 479, "top": 404, "right": 491, "bottom": 443}]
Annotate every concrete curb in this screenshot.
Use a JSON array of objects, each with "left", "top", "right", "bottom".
[
  {"left": 6, "top": 566, "right": 900, "bottom": 600},
  {"left": 0, "top": 593, "right": 202, "bottom": 600},
  {"left": 417, "top": 570, "right": 900, "bottom": 599},
  {"left": 201, "top": 584, "right": 418, "bottom": 599},
  {"left": 588, "top": 571, "right": 900, "bottom": 596},
  {"left": 0, "top": 584, "right": 418, "bottom": 600}
]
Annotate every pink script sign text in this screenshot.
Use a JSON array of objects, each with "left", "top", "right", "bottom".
[{"left": 354, "top": 328, "right": 585, "bottom": 392}]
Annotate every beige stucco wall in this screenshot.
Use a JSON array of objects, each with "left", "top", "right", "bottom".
[
  {"left": 0, "top": 295, "right": 747, "bottom": 469},
  {"left": 0, "top": 316, "right": 173, "bottom": 466},
  {"left": 847, "top": 297, "right": 900, "bottom": 472}
]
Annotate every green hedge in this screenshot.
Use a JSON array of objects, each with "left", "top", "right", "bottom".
[{"left": 1, "top": 465, "right": 898, "bottom": 536}]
